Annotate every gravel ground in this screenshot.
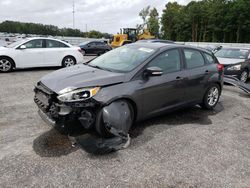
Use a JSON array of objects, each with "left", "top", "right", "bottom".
[{"left": 0, "top": 62, "right": 250, "bottom": 188}]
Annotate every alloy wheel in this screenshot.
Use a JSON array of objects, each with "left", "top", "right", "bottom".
[
  {"left": 0, "top": 59, "right": 12, "bottom": 72},
  {"left": 64, "top": 58, "right": 75, "bottom": 67},
  {"left": 207, "top": 87, "right": 219, "bottom": 106}
]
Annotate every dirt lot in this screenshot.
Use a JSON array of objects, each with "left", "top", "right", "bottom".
[{"left": 0, "top": 61, "right": 250, "bottom": 188}]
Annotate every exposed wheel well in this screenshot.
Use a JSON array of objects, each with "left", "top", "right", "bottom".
[
  {"left": 0, "top": 56, "right": 16, "bottom": 68},
  {"left": 62, "top": 55, "right": 76, "bottom": 66}
]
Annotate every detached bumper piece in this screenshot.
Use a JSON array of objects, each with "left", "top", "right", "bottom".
[
  {"left": 71, "top": 134, "right": 130, "bottom": 154},
  {"left": 224, "top": 75, "right": 250, "bottom": 94}
]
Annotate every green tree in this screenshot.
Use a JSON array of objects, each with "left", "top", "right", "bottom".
[
  {"left": 137, "top": 5, "right": 150, "bottom": 32},
  {"left": 147, "top": 7, "right": 160, "bottom": 37}
]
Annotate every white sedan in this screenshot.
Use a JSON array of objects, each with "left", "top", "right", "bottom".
[{"left": 0, "top": 37, "right": 84, "bottom": 72}]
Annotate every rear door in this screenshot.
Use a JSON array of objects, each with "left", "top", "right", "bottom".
[
  {"left": 43, "top": 39, "right": 70, "bottom": 66},
  {"left": 138, "top": 48, "right": 187, "bottom": 117},
  {"left": 181, "top": 48, "right": 211, "bottom": 102},
  {"left": 86, "top": 42, "right": 96, "bottom": 54},
  {"left": 94, "top": 42, "right": 104, "bottom": 54}
]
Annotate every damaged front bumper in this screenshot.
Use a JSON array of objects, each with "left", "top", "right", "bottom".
[
  {"left": 34, "top": 82, "right": 101, "bottom": 130},
  {"left": 34, "top": 83, "right": 132, "bottom": 153}
]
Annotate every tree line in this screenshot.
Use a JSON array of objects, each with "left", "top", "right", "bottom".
[
  {"left": 150, "top": 0, "right": 250, "bottom": 43},
  {"left": 0, "top": 21, "right": 111, "bottom": 39}
]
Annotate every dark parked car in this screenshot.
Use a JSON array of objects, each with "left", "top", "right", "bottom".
[
  {"left": 215, "top": 47, "right": 250, "bottom": 82},
  {"left": 34, "top": 43, "right": 224, "bottom": 138},
  {"left": 79, "top": 41, "right": 112, "bottom": 56}
]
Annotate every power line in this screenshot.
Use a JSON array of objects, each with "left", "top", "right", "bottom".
[{"left": 72, "top": 0, "right": 75, "bottom": 29}]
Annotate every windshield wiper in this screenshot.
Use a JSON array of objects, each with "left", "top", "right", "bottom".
[
  {"left": 88, "top": 64, "right": 102, "bottom": 69},
  {"left": 88, "top": 64, "right": 114, "bottom": 72}
]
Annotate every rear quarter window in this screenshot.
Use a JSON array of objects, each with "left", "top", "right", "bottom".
[{"left": 204, "top": 53, "right": 215, "bottom": 64}]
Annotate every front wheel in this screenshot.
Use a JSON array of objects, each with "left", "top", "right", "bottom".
[
  {"left": 201, "top": 84, "right": 221, "bottom": 110},
  {"left": 239, "top": 69, "right": 249, "bottom": 83},
  {"left": 0, "top": 57, "right": 14, "bottom": 72},
  {"left": 95, "top": 100, "right": 134, "bottom": 138},
  {"left": 62, "top": 56, "right": 76, "bottom": 67}
]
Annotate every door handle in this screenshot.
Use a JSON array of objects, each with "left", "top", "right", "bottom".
[{"left": 176, "top": 76, "right": 184, "bottom": 81}]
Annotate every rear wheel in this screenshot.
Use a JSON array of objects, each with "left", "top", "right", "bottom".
[
  {"left": 201, "top": 84, "right": 221, "bottom": 110},
  {"left": 62, "top": 56, "right": 76, "bottom": 67},
  {"left": 0, "top": 57, "right": 14, "bottom": 72},
  {"left": 239, "top": 69, "right": 249, "bottom": 83}
]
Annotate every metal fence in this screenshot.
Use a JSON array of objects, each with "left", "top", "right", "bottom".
[
  {"left": 1, "top": 32, "right": 250, "bottom": 48},
  {"left": 175, "top": 41, "right": 250, "bottom": 48}
]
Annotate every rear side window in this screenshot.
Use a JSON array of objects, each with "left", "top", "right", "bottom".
[
  {"left": 204, "top": 53, "right": 215, "bottom": 64},
  {"left": 184, "top": 49, "right": 205, "bottom": 69},
  {"left": 46, "top": 40, "right": 69, "bottom": 48},
  {"left": 148, "top": 49, "right": 181, "bottom": 74},
  {"left": 95, "top": 42, "right": 104, "bottom": 46}
]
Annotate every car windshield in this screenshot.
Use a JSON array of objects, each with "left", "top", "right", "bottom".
[
  {"left": 88, "top": 45, "right": 156, "bottom": 73},
  {"left": 6, "top": 39, "right": 28, "bottom": 48},
  {"left": 6, "top": 39, "right": 29, "bottom": 48},
  {"left": 215, "top": 48, "right": 249, "bottom": 59}
]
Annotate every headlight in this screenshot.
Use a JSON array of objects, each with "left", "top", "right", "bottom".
[
  {"left": 57, "top": 87, "right": 100, "bottom": 102},
  {"left": 227, "top": 64, "right": 241, "bottom": 71}
]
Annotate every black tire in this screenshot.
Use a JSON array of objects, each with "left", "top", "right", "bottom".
[
  {"left": 0, "top": 57, "right": 14, "bottom": 72},
  {"left": 201, "top": 84, "right": 221, "bottom": 110},
  {"left": 239, "top": 69, "right": 249, "bottom": 83},
  {"left": 62, "top": 56, "right": 76, "bottom": 67},
  {"left": 95, "top": 100, "right": 134, "bottom": 138}
]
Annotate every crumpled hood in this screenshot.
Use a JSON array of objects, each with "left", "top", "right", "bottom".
[
  {"left": 217, "top": 57, "right": 244, "bottom": 65},
  {"left": 40, "top": 64, "right": 125, "bottom": 94}
]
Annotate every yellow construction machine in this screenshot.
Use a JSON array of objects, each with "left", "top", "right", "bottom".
[{"left": 111, "top": 28, "right": 155, "bottom": 48}]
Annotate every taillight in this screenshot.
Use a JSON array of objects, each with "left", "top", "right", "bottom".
[
  {"left": 217, "top": 64, "right": 224, "bottom": 71},
  {"left": 78, "top": 48, "right": 83, "bottom": 53}
]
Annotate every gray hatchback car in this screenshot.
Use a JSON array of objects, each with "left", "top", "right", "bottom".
[{"left": 34, "top": 43, "right": 224, "bottom": 137}]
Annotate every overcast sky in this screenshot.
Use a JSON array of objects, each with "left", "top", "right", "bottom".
[{"left": 0, "top": 0, "right": 193, "bottom": 34}]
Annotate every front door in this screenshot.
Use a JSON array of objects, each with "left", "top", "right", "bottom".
[
  {"left": 15, "top": 39, "right": 45, "bottom": 68},
  {"left": 138, "top": 49, "right": 186, "bottom": 117}
]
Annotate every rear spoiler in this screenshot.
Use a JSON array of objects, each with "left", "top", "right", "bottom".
[{"left": 224, "top": 75, "right": 250, "bottom": 94}]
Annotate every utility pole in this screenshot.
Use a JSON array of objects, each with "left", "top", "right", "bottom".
[
  {"left": 85, "top": 24, "right": 88, "bottom": 33},
  {"left": 72, "top": 0, "right": 75, "bottom": 29}
]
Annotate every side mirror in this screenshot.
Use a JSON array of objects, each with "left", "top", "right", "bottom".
[
  {"left": 19, "top": 45, "right": 26, "bottom": 50},
  {"left": 143, "top": 66, "right": 163, "bottom": 77}
]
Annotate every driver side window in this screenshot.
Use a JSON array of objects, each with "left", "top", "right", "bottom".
[
  {"left": 23, "top": 39, "right": 44, "bottom": 49},
  {"left": 147, "top": 49, "right": 181, "bottom": 74}
]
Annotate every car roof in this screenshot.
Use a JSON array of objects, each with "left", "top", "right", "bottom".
[
  {"left": 138, "top": 39, "right": 175, "bottom": 43},
  {"left": 25, "top": 37, "right": 71, "bottom": 46},
  {"left": 129, "top": 43, "right": 211, "bottom": 54}
]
